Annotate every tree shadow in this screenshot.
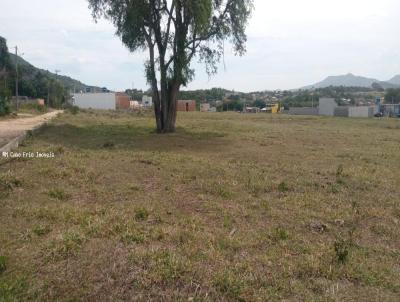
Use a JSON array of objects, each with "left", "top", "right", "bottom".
[{"left": 33, "top": 123, "right": 229, "bottom": 153}]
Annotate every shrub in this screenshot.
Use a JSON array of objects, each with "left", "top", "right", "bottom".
[
  {"left": 334, "top": 238, "right": 350, "bottom": 264},
  {"left": 68, "top": 105, "right": 80, "bottom": 115},
  {"left": 19, "top": 102, "right": 47, "bottom": 113},
  {"left": 278, "top": 181, "right": 290, "bottom": 193},
  {"left": 0, "top": 255, "right": 6, "bottom": 273},
  {"left": 135, "top": 207, "right": 149, "bottom": 221},
  {"left": 0, "top": 86, "right": 11, "bottom": 116},
  {"left": 47, "top": 188, "right": 70, "bottom": 201}
]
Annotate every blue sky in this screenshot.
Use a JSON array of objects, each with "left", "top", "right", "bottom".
[{"left": 1, "top": 0, "right": 399, "bottom": 92}]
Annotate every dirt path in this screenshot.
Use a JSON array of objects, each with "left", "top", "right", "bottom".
[{"left": 0, "top": 110, "right": 62, "bottom": 148}]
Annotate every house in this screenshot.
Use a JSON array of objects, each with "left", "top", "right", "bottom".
[{"left": 177, "top": 100, "right": 196, "bottom": 112}]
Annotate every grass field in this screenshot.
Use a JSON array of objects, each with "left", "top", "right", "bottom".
[{"left": 0, "top": 110, "right": 399, "bottom": 301}]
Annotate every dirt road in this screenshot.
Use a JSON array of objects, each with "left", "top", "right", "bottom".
[{"left": 0, "top": 110, "right": 62, "bottom": 148}]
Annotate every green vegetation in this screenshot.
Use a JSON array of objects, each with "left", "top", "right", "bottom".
[
  {"left": 0, "top": 37, "right": 11, "bottom": 116},
  {"left": 385, "top": 88, "right": 400, "bottom": 104},
  {"left": 282, "top": 86, "right": 380, "bottom": 108},
  {"left": 0, "top": 111, "right": 399, "bottom": 300}
]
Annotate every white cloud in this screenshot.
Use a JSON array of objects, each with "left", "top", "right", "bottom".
[{"left": 1, "top": 0, "right": 399, "bottom": 91}]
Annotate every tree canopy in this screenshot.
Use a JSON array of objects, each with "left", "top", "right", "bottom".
[{"left": 88, "top": 0, "right": 253, "bottom": 132}]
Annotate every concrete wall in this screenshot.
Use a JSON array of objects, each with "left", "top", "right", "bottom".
[
  {"left": 288, "top": 107, "right": 318, "bottom": 116},
  {"left": 334, "top": 107, "right": 349, "bottom": 117},
  {"left": 73, "top": 93, "right": 116, "bottom": 110},
  {"left": 348, "top": 106, "right": 374, "bottom": 118},
  {"left": 319, "top": 98, "right": 337, "bottom": 116}
]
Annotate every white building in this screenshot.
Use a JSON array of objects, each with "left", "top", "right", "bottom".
[
  {"left": 72, "top": 93, "right": 116, "bottom": 110},
  {"left": 142, "top": 95, "right": 153, "bottom": 107}
]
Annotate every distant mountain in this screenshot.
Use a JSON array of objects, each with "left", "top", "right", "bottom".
[
  {"left": 387, "top": 75, "right": 400, "bottom": 86},
  {"left": 9, "top": 53, "right": 103, "bottom": 93},
  {"left": 302, "top": 73, "right": 399, "bottom": 90}
]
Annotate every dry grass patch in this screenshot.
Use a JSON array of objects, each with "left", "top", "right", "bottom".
[{"left": 0, "top": 110, "right": 399, "bottom": 301}]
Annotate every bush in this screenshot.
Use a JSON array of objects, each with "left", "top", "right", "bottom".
[
  {"left": 19, "top": 102, "right": 47, "bottom": 113},
  {"left": 0, "top": 87, "right": 11, "bottom": 116},
  {"left": 67, "top": 106, "right": 80, "bottom": 115}
]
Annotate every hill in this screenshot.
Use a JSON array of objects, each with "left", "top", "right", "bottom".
[
  {"left": 302, "top": 73, "right": 399, "bottom": 90},
  {"left": 9, "top": 53, "right": 102, "bottom": 93},
  {"left": 387, "top": 75, "right": 400, "bottom": 86}
]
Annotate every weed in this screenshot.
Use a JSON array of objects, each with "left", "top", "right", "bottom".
[
  {"left": 33, "top": 225, "right": 52, "bottom": 236},
  {"left": 223, "top": 215, "right": 234, "bottom": 229},
  {"left": 213, "top": 271, "right": 245, "bottom": 301},
  {"left": 102, "top": 141, "right": 115, "bottom": 148},
  {"left": 0, "top": 256, "right": 6, "bottom": 273},
  {"left": 68, "top": 106, "right": 80, "bottom": 115},
  {"left": 217, "top": 187, "right": 232, "bottom": 198},
  {"left": 47, "top": 188, "right": 70, "bottom": 201},
  {"left": 0, "top": 174, "right": 22, "bottom": 192},
  {"left": 269, "top": 227, "right": 290, "bottom": 242},
  {"left": 48, "top": 231, "right": 85, "bottom": 260},
  {"left": 135, "top": 207, "right": 149, "bottom": 221},
  {"left": 153, "top": 251, "right": 186, "bottom": 282},
  {"left": 121, "top": 230, "right": 145, "bottom": 244},
  {"left": 334, "top": 238, "right": 351, "bottom": 264},
  {"left": 277, "top": 181, "right": 289, "bottom": 193}
]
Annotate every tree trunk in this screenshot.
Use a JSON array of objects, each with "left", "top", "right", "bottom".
[{"left": 155, "top": 81, "right": 179, "bottom": 133}]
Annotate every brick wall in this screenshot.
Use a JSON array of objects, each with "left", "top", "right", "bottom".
[{"left": 177, "top": 100, "right": 196, "bottom": 112}]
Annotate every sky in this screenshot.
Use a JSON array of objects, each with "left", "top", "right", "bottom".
[{"left": 1, "top": 0, "right": 400, "bottom": 92}]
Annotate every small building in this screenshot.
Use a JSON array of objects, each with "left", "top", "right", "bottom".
[
  {"left": 319, "top": 98, "right": 337, "bottom": 116},
  {"left": 116, "top": 92, "right": 131, "bottom": 110},
  {"left": 245, "top": 107, "right": 260, "bottom": 113},
  {"left": 142, "top": 95, "right": 153, "bottom": 108},
  {"left": 177, "top": 100, "right": 196, "bottom": 112},
  {"left": 200, "top": 103, "right": 210, "bottom": 112}
]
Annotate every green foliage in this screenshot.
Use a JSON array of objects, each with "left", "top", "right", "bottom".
[
  {"left": 282, "top": 86, "right": 376, "bottom": 108},
  {"left": 47, "top": 189, "right": 70, "bottom": 201},
  {"left": 385, "top": 88, "right": 400, "bottom": 104},
  {"left": 88, "top": 0, "right": 253, "bottom": 132},
  {"left": 134, "top": 207, "right": 149, "bottom": 221},
  {"left": 67, "top": 105, "right": 80, "bottom": 115},
  {"left": 0, "top": 87, "right": 11, "bottom": 116},
  {"left": 334, "top": 238, "right": 350, "bottom": 264},
  {"left": 0, "top": 36, "right": 71, "bottom": 109}
]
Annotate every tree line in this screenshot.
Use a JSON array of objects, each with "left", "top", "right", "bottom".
[{"left": 0, "top": 36, "right": 69, "bottom": 116}]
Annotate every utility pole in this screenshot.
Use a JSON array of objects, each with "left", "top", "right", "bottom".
[
  {"left": 14, "top": 46, "right": 19, "bottom": 111},
  {"left": 55, "top": 69, "right": 61, "bottom": 107}
]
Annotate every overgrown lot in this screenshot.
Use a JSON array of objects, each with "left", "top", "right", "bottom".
[{"left": 1, "top": 110, "right": 399, "bottom": 301}]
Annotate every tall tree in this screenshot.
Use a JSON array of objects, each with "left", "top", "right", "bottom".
[
  {"left": 0, "top": 36, "right": 11, "bottom": 115},
  {"left": 88, "top": 0, "right": 253, "bottom": 133}
]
